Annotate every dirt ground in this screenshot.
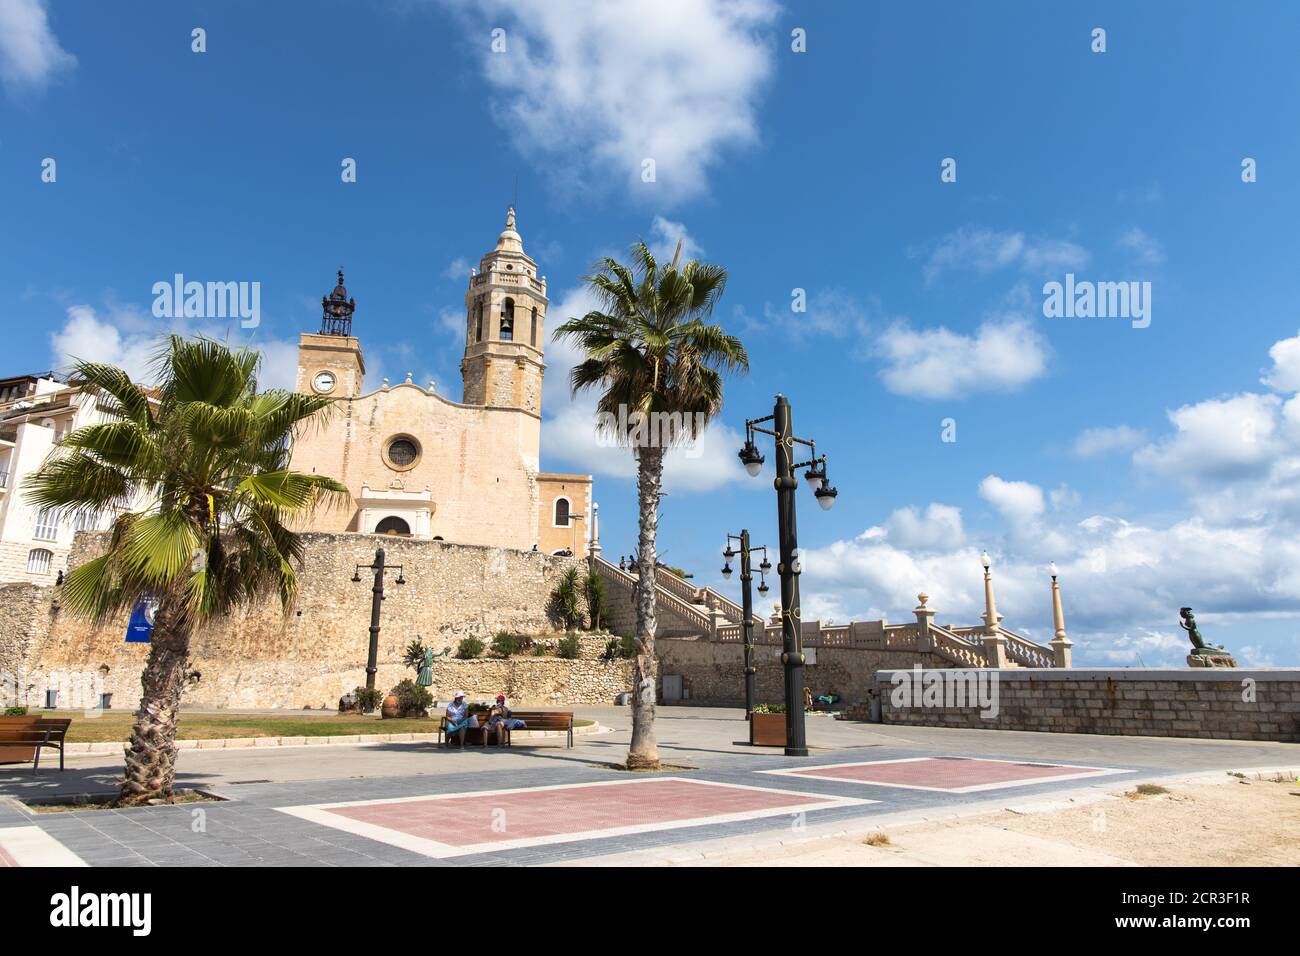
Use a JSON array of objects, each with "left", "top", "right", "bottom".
[{"left": 679, "top": 773, "right": 1300, "bottom": 867}]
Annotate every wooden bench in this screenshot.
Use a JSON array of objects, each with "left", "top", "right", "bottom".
[
  {"left": 0, "top": 716, "right": 72, "bottom": 773},
  {"left": 437, "top": 710, "right": 575, "bottom": 748}
]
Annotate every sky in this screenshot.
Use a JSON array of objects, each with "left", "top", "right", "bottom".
[{"left": 3, "top": 0, "right": 1300, "bottom": 666}]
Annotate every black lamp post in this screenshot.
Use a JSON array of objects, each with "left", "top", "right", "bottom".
[
  {"left": 352, "top": 546, "right": 406, "bottom": 691},
  {"left": 739, "top": 394, "right": 838, "bottom": 757},
  {"left": 723, "top": 530, "right": 769, "bottom": 719}
]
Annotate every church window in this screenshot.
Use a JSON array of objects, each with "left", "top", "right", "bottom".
[
  {"left": 554, "top": 497, "right": 570, "bottom": 527},
  {"left": 500, "top": 297, "right": 515, "bottom": 341},
  {"left": 375, "top": 516, "right": 411, "bottom": 536},
  {"left": 475, "top": 301, "right": 483, "bottom": 343},
  {"left": 27, "top": 549, "right": 52, "bottom": 574},
  {"left": 531, "top": 306, "right": 538, "bottom": 346},
  {"left": 384, "top": 435, "right": 421, "bottom": 471}
]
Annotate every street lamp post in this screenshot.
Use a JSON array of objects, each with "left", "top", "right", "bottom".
[
  {"left": 352, "top": 546, "right": 406, "bottom": 691},
  {"left": 723, "top": 530, "right": 770, "bottom": 718},
  {"left": 738, "top": 393, "right": 838, "bottom": 757}
]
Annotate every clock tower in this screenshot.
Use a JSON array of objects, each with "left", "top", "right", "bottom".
[{"left": 295, "top": 270, "right": 365, "bottom": 400}]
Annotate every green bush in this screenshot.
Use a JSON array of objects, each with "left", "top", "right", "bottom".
[
  {"left": 583, "top": 566, "right": 607, "bottom": 630},
  {"left": 490, "top": 631, "right": 528, "bottom": 658},
  {"left": 601, "top": 634, "right": 638, "bottom": 660},
  {"left": 3, "top": 706, "right": 28, "bottom": 717},
  {"left": 552, "top": 566, "right": 582, "bottom": 631},
  {"left": 530, "top": 643, "right": 548, "bottom": 657},
  {"left": 752, "top": 703, "right": 786, "bottom": 714},
  {"left": 353, "top": 686, "right": 383, "bottom": 713},
  {"left": 390, "top": 679, "right": 432, "bottom": 717},
  {"left": 455, "top": 637, "right": 485, "bottom": 660},
  {"left": 557, "top": 634, "right": 581, "bottom": 660}
]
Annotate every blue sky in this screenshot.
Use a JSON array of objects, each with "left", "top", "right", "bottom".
[{"left": 4, "top": 0, "right": 1300, "bottom": 666}]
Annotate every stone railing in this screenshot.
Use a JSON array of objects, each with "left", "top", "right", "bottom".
[
  {"left": 1002, "top": 628, "right": 1057, "bottom": 669},
  {"left": 928, "top": 624, "right": 989, "bottom": 668},
  {"left": 595, "top": 558, "right": 714, "bottom": 635}
]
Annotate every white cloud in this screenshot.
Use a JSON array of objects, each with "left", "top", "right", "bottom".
[
  {"left": 1117, "top": 226, "right": 1165, "bottom": 265},
  {"left": 874, "top": 316, "right": 1048, "bottom": 399},
  {"left": 921, "top": 227, "right": 1088, "bottom": 284},
  {"left": 437, "top": 0, "right": 779, "bottom": 203},
  {"left": 442, "top": 256, "right": 471, "bottom": 282},
  {"left": 50, "top": 304, "right": 299, "bottom": 392},
  {"left": 881, "top": 503, "right": 965, "bottom": 551},
  {"left": 978, "top": 475, "right": 1045, "bottom": 528},
  {"left": 1261, "top": 331, "right": 1300, "bottom": 393},
  {"left": 1072, "top": 424, "right": 1147, "bottom": 458},
  {"left": 648, "top": 215, "right": 703, "bottom": 264},
  {"left": 0, "top": 0, "right": 75, "bottom": 96},
  {"left": 1134, "top": 393, "right": 1281, "bottom": 482}
]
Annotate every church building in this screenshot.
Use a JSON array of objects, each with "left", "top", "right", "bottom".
[{"left": 289, "top": 208, "right": 594, "bottom": 556}]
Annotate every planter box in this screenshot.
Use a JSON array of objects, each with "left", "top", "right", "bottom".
[{"left": 749, "top": 712, "right": 786, "bottom": 747}]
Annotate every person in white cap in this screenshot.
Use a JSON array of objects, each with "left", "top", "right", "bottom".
[{"left": 443, "top": 691, "right": 478, "bottom": 748}]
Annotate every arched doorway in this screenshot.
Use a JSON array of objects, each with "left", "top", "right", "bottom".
[{"left": 375, "top": 515, "right": 411, "bottom": 536}]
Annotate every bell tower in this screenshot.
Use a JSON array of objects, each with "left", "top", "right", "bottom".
[
  {"left": 460, "top": 207, "right": 547, "bottom": 416},
  {"left": 295, "top": 270, "right": 365, "bottom": 399}
]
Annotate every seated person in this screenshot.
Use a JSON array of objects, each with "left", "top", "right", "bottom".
[
  {"left": 443, "top": 691, "right": 479, "bottom": 747},
  {"left": 484, "top": 694, "right": 527, "bottom": 744}
]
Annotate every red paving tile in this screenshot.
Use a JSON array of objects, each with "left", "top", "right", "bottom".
[
  {"left": 783, "top": 757, "right": 1113, "bottom": 791},
  {"left": 326, "top": 779, "right": 834, "bottom": 846}
]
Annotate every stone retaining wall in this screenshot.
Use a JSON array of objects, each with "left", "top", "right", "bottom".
[
  {"left": 0, "top": 532, "right": 627, "bottom": 710},
  {"left": 657, "top": 637, "right": 953, "bottom": 707},
  {"left": 875, "top": 668, "right": 1300, "bottom": 742}
]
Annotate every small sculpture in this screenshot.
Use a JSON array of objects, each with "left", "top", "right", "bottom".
[{"left": 1179, "top": 607, "right": 1236, "bottom": 667}]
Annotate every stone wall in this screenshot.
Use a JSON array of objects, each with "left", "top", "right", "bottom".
[
  {"left": 875, "top": 668, "right": 1300, "bottom": 742},
  {"left": 0, "top": 532, "right": 618, "bottom": 710},
  {"left": 657, "top": 637, "right": 953, "bottom": 707}
]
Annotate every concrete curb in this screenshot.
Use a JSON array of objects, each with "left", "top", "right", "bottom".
[{"left": 61, "top": 722, "right": 612, "bottom": 755}]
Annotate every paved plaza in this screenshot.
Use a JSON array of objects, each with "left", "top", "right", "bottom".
[{"left": 0, "top": 707, "right": 1294, "bottom": 866}]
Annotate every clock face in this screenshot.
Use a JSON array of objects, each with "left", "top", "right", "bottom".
[{"left": 312, "top": 371, "right": 336, "bottom": 393}]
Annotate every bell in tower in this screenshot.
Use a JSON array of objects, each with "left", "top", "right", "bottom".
[
  {"left": 460, "top": 207, "right": 548, "bottom": 416},
  {"left": 320, "top": 269, "right": 356, "bottom": 336}
]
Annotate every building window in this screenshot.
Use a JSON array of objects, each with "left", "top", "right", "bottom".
[
  {"left": 531, "top": 306, "right": 538, "bottom": 346},
  {"left": 554, "top": 497, "right": 571, "bottom": 527},
  {"left": 375, "top": 516, "right": 411, "bottom": 536},
  {"left": 73, "top": 510, "right": 100, "bottom": 533},
  {"left": 475, "top": 301, "right": 483, "bottom": 343},
  {"left": 383, "top": 435, "right": 422, "bottom": 472},
  {"left": 34, "top": 507, "right": 60, "bottom": 541},
  {"left": 27, "top": 549, "right": 52, "bottom": 575},
  {"left": 500, "top": 297, "right": 514, "bottom": 341}
]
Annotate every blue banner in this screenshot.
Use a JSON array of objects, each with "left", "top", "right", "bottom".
[{"left": 125, "top": 599, "right": 156, "bottom": 643}]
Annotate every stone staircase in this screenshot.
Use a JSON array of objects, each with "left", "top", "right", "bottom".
[{"left": 594, "top": 557, "right": 1060, "bottom": 669}]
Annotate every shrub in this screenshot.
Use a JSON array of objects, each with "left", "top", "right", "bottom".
[
  {"left": 455, "top": 637, "right": 485, "bottom": 660},
  {"left": 552, "top": 566, "right": 582, "bottom": 631},
  {"left": 490, "top": 631, "right": 527, "bottom": 658},
  {"left": 403, "top": 638, "right": 429, "bottom": 674},
  {"left": 583, "top": 566, "right": 607, "bottom": 630},
  {"left": 3, "top": 706, "right": 28, "bottom": 717},
  {"left": 752, "top": 703, "right": 786, "bottom": 714},
  {"left": 601, "top": 634, "right": 638, "bottom": 660},
  {"left": 390, "top": 679, "right": 433, "bottom": 717},
  {"left": 557, "top": 634, "right": 581, "bottom": 660},
  {"left": 530, "top": 643, "right": 548, "bottom": 657},
  {"left": 353, "top": 686, "right": 383, "bottom": 713}
]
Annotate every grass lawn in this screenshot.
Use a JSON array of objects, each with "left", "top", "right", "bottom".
[{"left": 35, "top": 710, "right": 593, "bottom": 744}]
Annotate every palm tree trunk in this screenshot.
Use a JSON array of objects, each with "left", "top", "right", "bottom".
[
  {"left": 627, "top": 446, "right": 664, "bottom": 770},
  {"left": 118, "top": 593, "right": 194, "bottom": 806}
]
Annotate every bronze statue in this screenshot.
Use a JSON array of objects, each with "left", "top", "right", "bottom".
[{"left": 1179, "top": 607, "right": 1234, "bottom": 665}]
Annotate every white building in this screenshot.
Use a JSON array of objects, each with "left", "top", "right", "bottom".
[{"left": 0, "top": 373, "right": 124, "bottom": 584}]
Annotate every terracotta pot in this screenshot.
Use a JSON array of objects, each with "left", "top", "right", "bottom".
[
  {"left": 381, "top": 694, "right": 401, "bottom": 719},
  {"left": 749, "top": 712, "right": 786, "bottom": 747}
]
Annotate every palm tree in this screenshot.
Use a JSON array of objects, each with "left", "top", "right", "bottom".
[
  {"left": 553, "top": 241, "right": 747, "bottom": 769},
  {"left": 23, "top": 337, "right": 346, "bottom": 805}
]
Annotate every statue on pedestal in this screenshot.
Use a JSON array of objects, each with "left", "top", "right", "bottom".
[{"left": 1179, "top": 607, "right": 1237, "bottom": 667}]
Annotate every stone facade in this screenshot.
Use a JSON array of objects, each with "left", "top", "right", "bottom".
[
  {"left": 875, "top": 668, "right": 1300, "bottom": 742},
  {"left": 0, "top": 532, "right": 623, "bottom": 711},
  {"left": 289, "top": 210, "right": 591, "bottom": 555},
  {"left": 657, "top": 637, "right": 953, "bottom": 707}
]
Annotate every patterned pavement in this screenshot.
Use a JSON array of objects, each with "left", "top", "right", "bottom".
[{"left": 0, "top": 708, "right": 1292, "bottom": 866}]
